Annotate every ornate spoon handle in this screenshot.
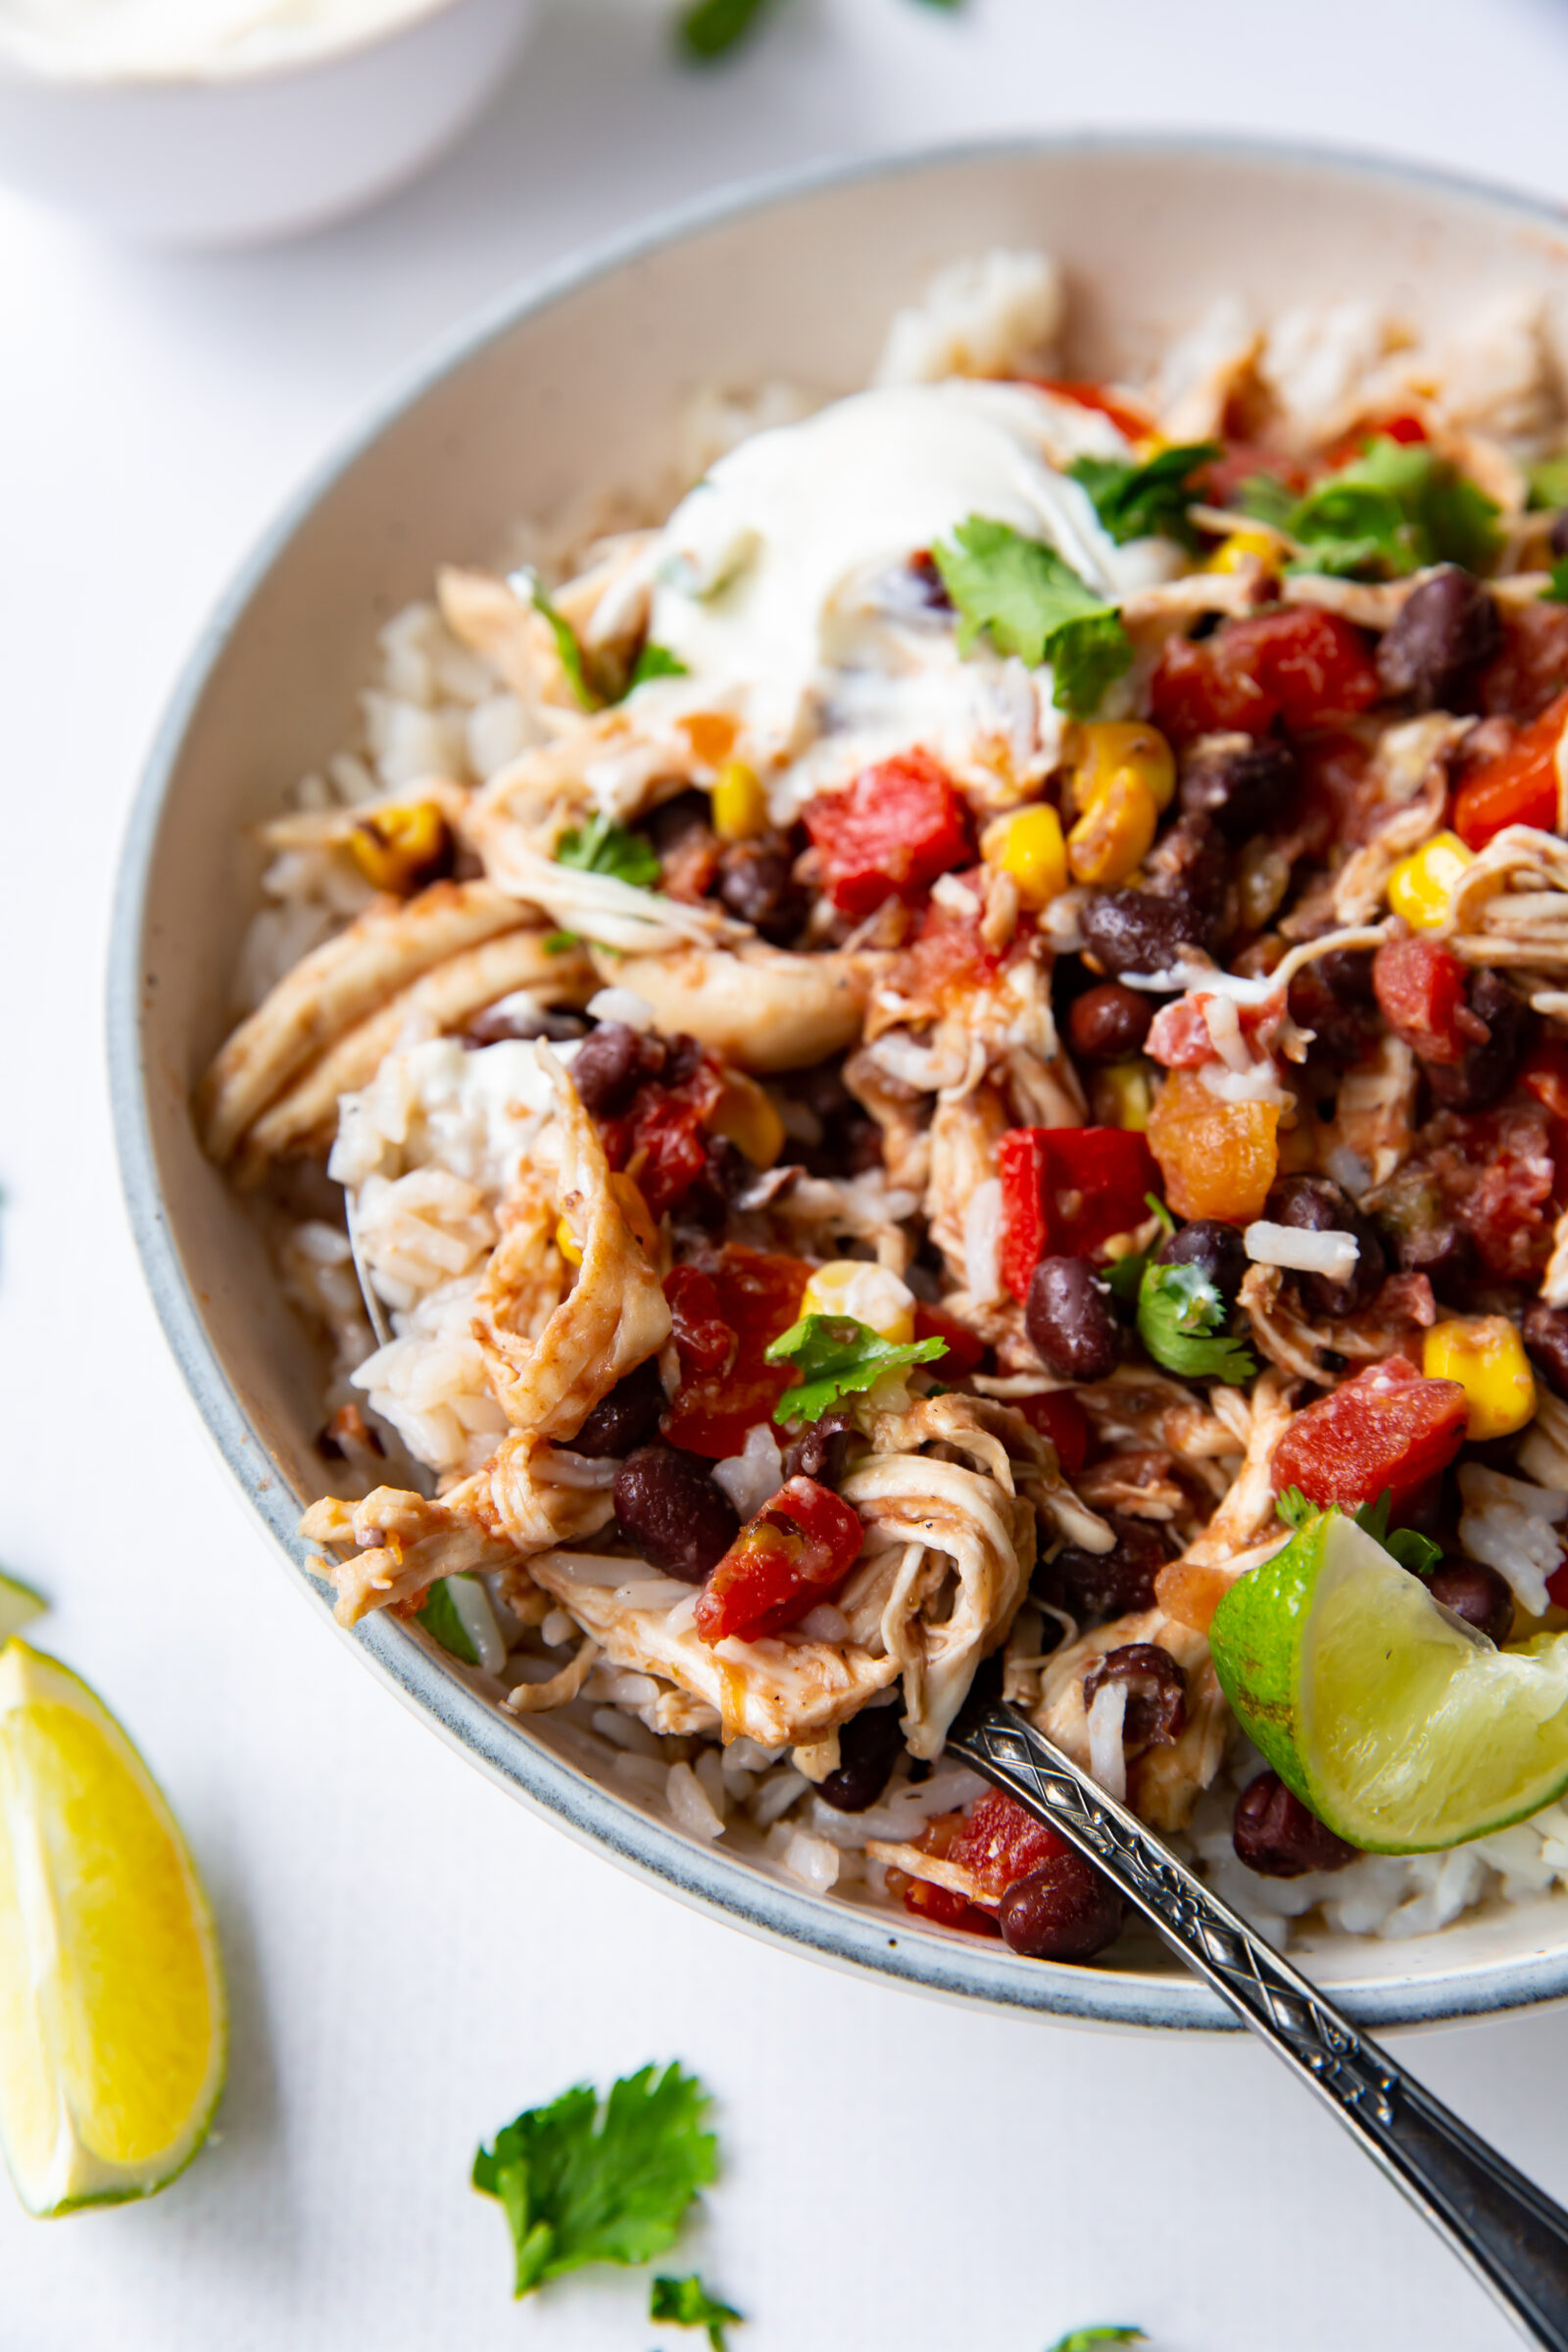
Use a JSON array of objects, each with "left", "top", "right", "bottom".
[{"left": 947, "top": 1701, "right": 1568, "bottom": 2349}]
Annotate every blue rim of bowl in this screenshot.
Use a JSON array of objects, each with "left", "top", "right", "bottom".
[{"left": 111, "top": 129, "right": 1568, "bottom": 2034}]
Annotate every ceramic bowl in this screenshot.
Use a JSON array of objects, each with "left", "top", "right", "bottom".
[
  {"left": 0, "top": 0, "right": 535, "bottom": 246},
  {"left": 112, "top": 136, "right": 1568, "bottom": 2029}
]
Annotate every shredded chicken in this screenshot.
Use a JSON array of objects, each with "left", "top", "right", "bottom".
[{"left": 605, "top": 943, "right": 873, "bottom": 1072}]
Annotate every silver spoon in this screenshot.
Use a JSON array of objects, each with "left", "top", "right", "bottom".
[{"left": 946, "top": 1699, "right": 1568, "bottom": 2349}]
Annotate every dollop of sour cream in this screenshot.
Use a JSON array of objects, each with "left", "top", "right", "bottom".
[
  {"left": 0, "top": 0, "right": 433, "bottom": 80},
  {"left": 646, "top": 379, "right": 1180, "bottom": 779}
]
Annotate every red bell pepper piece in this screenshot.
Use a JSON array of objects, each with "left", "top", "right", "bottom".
[
  {"left": 997, "top": 1126, "right": 1159, "bottom": 1301},
  {"left": 803, "top": 751, "right": 973, "bottom": 921},
  {"left": 1452, "top": 692, "right": 1568, "bottom": 851},
  {"left": 1269, "top": 1358, "right": 1468, "bottom": 1512},
  {"left": 695, "top": 1475, "right": 864, "bottom": 1644},
  {"left": 1026, "top": 378, "right": 1155, "bottom": 441}
]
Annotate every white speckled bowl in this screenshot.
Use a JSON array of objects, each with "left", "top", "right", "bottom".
[
  {"left": 0, "top": 0, "right": 534, "bottom": 246},
  {"left": 112, "top": 137, "right": 1568, "bottom": 2029}
]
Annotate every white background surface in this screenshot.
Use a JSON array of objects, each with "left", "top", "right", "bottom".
[{"left": 8, "top": 3, "right": 1568, "bottom": 2346}]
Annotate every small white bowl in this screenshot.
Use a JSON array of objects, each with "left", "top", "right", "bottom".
[{"left": 0, "top": 0, "right": 535, "bottom": 246}]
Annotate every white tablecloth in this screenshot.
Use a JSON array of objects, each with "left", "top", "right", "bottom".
[{"left": 6, "top": 3, "right": 1568, "bottom": 2342}]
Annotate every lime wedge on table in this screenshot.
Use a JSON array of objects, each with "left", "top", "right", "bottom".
[
  {"left": 1209, "top": 1510, "right": 1568, "bottom": 1853},
  {"left": 0, "top": 1642, "right": 225, "bottom": 2214}
]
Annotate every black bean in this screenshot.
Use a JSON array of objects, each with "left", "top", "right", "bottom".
[
  {"left": 1371, "top": 1163, "right": 1466, "bottom": 1280},
  {"left": 1427, "top": 1559, "right": 1515, "bottom": 1646},
  {"left": 1316, "top": 948, "right": 1378, "bottom": 1005},
  {"left": 1552, "top": 512, "right": 1568, "bottom": 562},
  {"left": 999, "top": 1853, "right": 1125, "bottom": 1960},
  {"left": 1067, "top": 982, "right": 1154, "bottom": 1062},
  {"left": 1082, "top": 1642, "right": 1188, "bottom": 1747},
  {"left": 816, "top": 1703, "right": 906, "bottom": 1812},
  {"left": 645, "top": 789, "right": 712, "bottom": 857},
  {"left": 715, "top": 838, "right": 808, "bottom": 946},
  {"left": 1264, "top": 1174, "right": 1386, "bottom": 1316},
  {"left": 1525, "top": 1301, "right": 1568, "bottom": 1400},
  {"left": 570, "top": 1022, "right": 664, "bottom": 1117},
  {"left": 1179, "top": 733, "right": 1299, "bottom": 838},
  {"left": 1144, "top": 812, "right": 1229, "bottom": 925},
  {"left": 1233, "top": 1771, "right": 1357, "bottom": 1877},
  {"left": 572, "top": 1359, "right": 665, "bottom": 1457},
  {"left": 465, "top": 1000, "right": 587, "bottom": 1048},
  {"left": 1079, "top": 886, "right": 1208, "bottom": 980},
  {"left": 1024, "top": 1257, "right": 1121, "bottom": 1383},
  {"left": 1377, "top": 564, "right": 1501, "bottom": 711},
  {"left": 1157, "top": 1218, "right": 1250, "bottom": 1311},
  {"left": 782, "top": 1408, "right": 854, "bottom": 1488},
  {"left": 612, "top": 1445, "right": 739, "bottom": 1583},
  {"left": 1041, "top": 1512, "right": 1174, "bottom": 1621},
  {"left": 1287, "top": 949, "right": 1379, "bottom": 1066},
  {"left": 1424, "top": 968, "right": 1527, "bottom": 1113}
]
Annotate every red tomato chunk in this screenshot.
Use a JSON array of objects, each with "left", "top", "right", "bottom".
[
  {"left": 1269, "top": 1359, "right": 1468, "bottom": 1511},
  {"left": 695, "top": 1475, "right": 863, "bottom": 1644},
  {"left": 913, "top": 1301, "right": 987, "bottom": 1376},
  {"left": 1371, "top": 936, "right": 1473, "bottom": 1066},
  {"left": 1151, "top": 610, "right": 1381, "bottom": 744},
  {"left": 1015, "top": 1390, "right": 1091, "bottom": 1476},
  {"left": 998, "top": 1126, "right": 1159, "bottom": 1301},
  {"left": 804, "top": 751, "right": 973, "bottom": 921},
  {"left": 1452, "top": 692, "right": 1568, "bottom": 851},
  {"left": 601, "top": 1055, "right": 723, "bottom": 1219},
  {"left": 902, "top": 1879, "right": 1004, "bottom": 1936},
  {"left": 945, "top": 1788, "right": 1066, "bottom": 1901},
  {"left": 662, "top": 1248, "right": 809, "bottom": 1460}
]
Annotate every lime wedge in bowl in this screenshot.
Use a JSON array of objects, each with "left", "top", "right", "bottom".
[
  {"left": 1209, "top": 1508, "right": 1568, "bottom": 1853},
  {"left": 0, "top": 1641, "right": 225, "bottom": 2214},
  {"left": 0, "top": 1573, "right": 45, "bottom": 1645}
]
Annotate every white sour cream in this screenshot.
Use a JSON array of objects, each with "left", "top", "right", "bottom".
[
  {"left": 0, "top": 0, "right": 434, "bottom": 80},
  {"left": 646, "top": 380, "right": 1181, "bottom": 773}
]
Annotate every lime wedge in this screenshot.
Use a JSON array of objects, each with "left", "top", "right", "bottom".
[
  {"left": 0, "top": 1641, "right": 225, "bottom": 2214},
  {"left": 1209, "top": 1509, "right": 1568, "bottom": 1853},
  {"left": 0, "top": 1574, "right": 45, "bottom": 1646}
]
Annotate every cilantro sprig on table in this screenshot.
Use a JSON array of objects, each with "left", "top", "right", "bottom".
[
  {"left": 1239, "top": 436, "right": 1500, "bottom": 580},
  {"left": 678, "top": 0, "right": 956, "bottom": 59},
  {"left": 1066, "top": 441, "right": 1219, "bottom": 549},
  {"left": 472, "top": 2063, "right": 717, "bottom": 2299},
  {"left": 766, "top": 1313, "right": 947, "bottom": 1427},
  {"left": 1046, "top": 2331, "right": 1147, "bottom": 2351},
  {"left": 932, "top": 515, "right": 1134, "bottom": 717},
  {"left": 1275, "top": 1485, "right": 1444, "bottom": 1577},
  {"left": 652, "top": 2273, "right": 744, "bottom": 2348}
]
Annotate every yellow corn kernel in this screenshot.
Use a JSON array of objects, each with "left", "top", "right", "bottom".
[
  {"left": 1067, "top": 770, "right": 1158, "bottom": 887},
  {"left": 1387, "top": 831, "right": 1475, "bottom": 932},
  {"left": 710, "top": 760, "right": 768, "bottom": 842},
  {"left": 1093, "top": 1059, "right": 1152, "bottom": 1132},
  {"left": 1204, "top": 527, "right": 1281, "bottom": 576},
  {"left": 1423, "top": 1316, "right": 1537, "bottom": 1443},
  {"left": 798, "top": 1259, "right": 915, "bottom": 1344},
  {"left": 348, "top": 801, "right": 454, "bottom": 897},
  {"left": 1070, "top": 720, "right": 1176, "bottom": 815},
  {"left": 555, "top": 1217, "right": 583, "bottom": 1267},
  {"left": 707, "top": 1069, "right": 784, "bottom": 1169},
  {"left": 981, "top": 804, "right": 1068, "bottom": 908}
]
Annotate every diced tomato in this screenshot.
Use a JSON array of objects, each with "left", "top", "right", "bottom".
[
  {"left": 1014, "top": 1389, "right": 1091, "bottom": 1475},
  {"left": 1269, "top": 1358, "right": 1468, "bottom": 1511},
  {"left": 600, "top": 1054, "right": 725, "bottom": 1220},
  {"left": 901, "top": 885, "right": 1004, "bottom": 1011},
  {"left": 804, "top": 751, "right": 973, "bottom": 922},
  {"left": 1452, "top": 691, "right": 1568, "bottom": 850},
  {"left": 1151, "top": 610, "right": 1382, "bottom": 744},
  {"left": 1196, "top": 441, "right": 1309, "bottom": 508},
  {"left": 998, "top": 1126, "right": 1159, "bottom": 1301},
  {"left": 662, "top": 1248, "right": 809, "bottom": 1459},
  {"left": 1522, "top": 1044, "right": 1568, "bottom": 1188},
  {"left": 1027, "top": 378, "right": 1155, "bottom": 441},
  {"left": 1547, "top": 1558, "right": 1568, "bottom": 1610},
  {"left": 695, "top": 1475, "right": 863, "bottom": 1644},
  {"left": 913, "top": 1301, "right": 987, "bottom": 1377},
  {"left": 663, "top": 1265, "right": 735, "bottom": 1379},
  {"left": 901, "top": 1878, "right": 1004, "bottom": 1936},
  {"left": 1371, "top": 936, "right": 1473, "bottom": 1067},
  {"left": 1478, "top": 609, "right": 1568, "bottom": 725},
  {"left": 946, "top": 1788, "right": 1067, "bottom": 1900},
  {"left": 1429, "top": 1105, "right": 1556, "bottom": 1282},
  {"left": 1319, "top": 414, "right": 1429, "bottom": 470}
]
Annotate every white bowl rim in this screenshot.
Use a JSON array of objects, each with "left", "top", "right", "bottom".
[
  {"left": 110, "top": 128, "right": 1568, "bottom": 2034},
  {"left": 0, "top": 0, "right": 496, "bottom": 95}
]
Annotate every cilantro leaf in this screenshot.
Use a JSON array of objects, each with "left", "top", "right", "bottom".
[
  {"left": 1046, "top": 2330, "right": 1147, "bottom": 2351},
  {"left": 1066, "top": 441, "right": 1219, "bottom": 548},
  {"left": 510, "top": 566, "right": 603, "bottom": 710},
  {"left": 676, "top": 0, "right": 776, "bottom": 54},
  {"left": 416, "top": 1576, "right": 479, "bottom": 1664},
  {"left": 1546, "top": 560, "right": 1568, "bottom": 607},
  {"left": 1354, "top": 1489, "right": 1393, "bottom": 1545},
  {"left": 472, "top": 2063, "right": 716, "bottom": 2298},
  {"left": 1102, "top": 1249, "right": 1152, "bottom": 1306},
  {"left": 932, "top": 515, "right": 1133, "bottom": 716},
  {"left": 1528, "top": 451, "right": 1568, "bottom": 511},
  {"left": 651, "top": 2274, "right": 743, "bottom": 2349},
  {"left": 630, "top": 641, "right": 690, "bottom": 687},
  {"left": 1275, "top": 1486, "right": 1318, "bottom": 1530},
  {"left": 1136, "top": 1261, "right": 1256, "bottom": 1385},
  {"left": 1248, "top": 437, "right": 1501, "bottom": 580},
  {"left": 555, "top": 810, "right": 662, "bottom": 891},
  {"left": 1387, "top": 1526, "right": 1444, "bottom": 1577},
  {"left": 765, "top": 1313, "right": 947, "bottom": 1426}
]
